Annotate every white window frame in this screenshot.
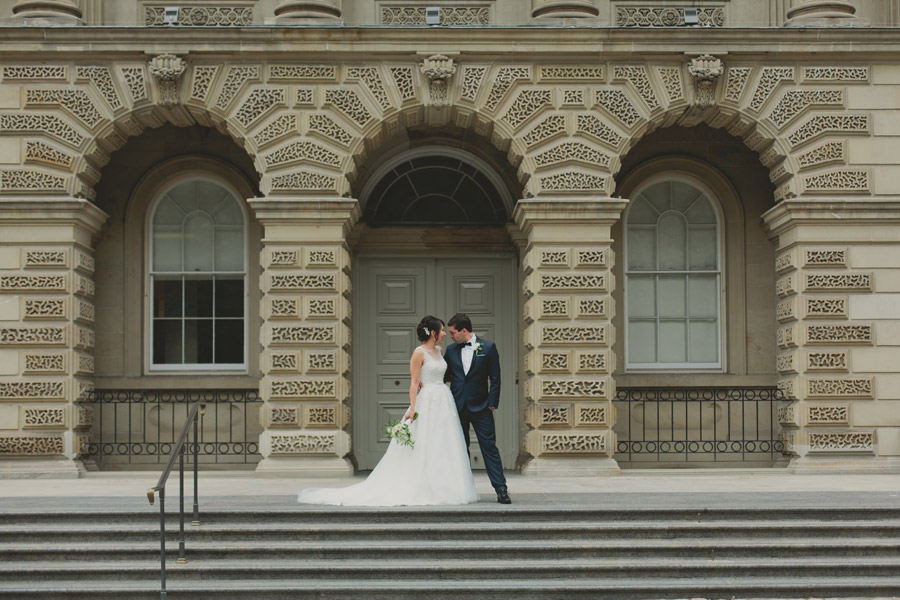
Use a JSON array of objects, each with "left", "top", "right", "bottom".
[
  {"left": 147, "top": 175, "right": 249, "bottom": 372},
  {"left": 624, "top": 174, "right": 725, "bottom": 371}
]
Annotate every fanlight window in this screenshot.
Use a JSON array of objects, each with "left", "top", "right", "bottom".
[
  {"left": 150, "top": 179, "right": 246, "bottom": 369},
  {"left": 363, "top": 155, "right": 509, "bottom": 225},
  {"left": 625, "top": 179, "right": 721, "bottom": 369}
]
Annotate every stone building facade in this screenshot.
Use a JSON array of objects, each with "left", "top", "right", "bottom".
[{"left": 1, "top": 0, "right": 899, "bottom": 478}]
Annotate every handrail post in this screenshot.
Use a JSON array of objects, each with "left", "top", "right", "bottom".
[
  {"left": 159, "top": 488, "right": 167, "bottom": 600},
  {"left": 192, "top": 405, "right": 201, "bottom": 526},
  {"left": 177, "top": 444, "right": 186, "bottom": 564}
]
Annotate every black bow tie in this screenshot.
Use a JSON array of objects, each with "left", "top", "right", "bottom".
[{"left": 460, "top": 341, "right": 472, "bottom": 347}]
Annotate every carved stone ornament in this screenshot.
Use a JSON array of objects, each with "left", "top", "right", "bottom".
[
  {"left": 420, "top": 55, "right": 457, "bottom": 108},
  {"left": 688, "top": 54, "right": 724, "bottom": 109},
  {"left": 148, "top": 54, "right": 187, "bottom": 107}
]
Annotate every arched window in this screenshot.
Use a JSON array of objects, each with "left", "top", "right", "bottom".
[
  {"left": 149, "top": 179, "right": 246, "bottom": 369},
  {"left": 360, "top": 149, "right": 513, "bottom": 226},
  {"left": 625, "top": 179, "right": 721, "bottom": 369}
]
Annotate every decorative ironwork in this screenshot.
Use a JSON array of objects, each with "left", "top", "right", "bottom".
[
  {"left": 86, "top": 389, "right": 261, "bottom": 465},
  {"left": 614, "top": 387, "right": 784, "bottom": 463}
]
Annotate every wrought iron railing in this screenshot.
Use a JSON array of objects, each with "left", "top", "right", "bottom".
[
  {"left": 87, "top": 389, "right": 262, "bottom": 465},
  {"left": 614, "top": 387, "right": 784, "bottom": 464},
  {"left": 147, "top": 399, "right": 203, "bottom": 600}
]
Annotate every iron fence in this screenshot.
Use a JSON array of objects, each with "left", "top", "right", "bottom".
[
  {"left": 86, "top": 389, "right": 262, "bottom": 465},
  {"left": 613, "top": 387, "right": 784, "bottom": 464}
]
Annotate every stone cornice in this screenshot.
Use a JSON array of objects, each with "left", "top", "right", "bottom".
[
  {"left": 0, "top": 26, "right": 899, "bottom": 59},
  {"left": 762, "top": 197, "right": 900, "bottom": 238}
]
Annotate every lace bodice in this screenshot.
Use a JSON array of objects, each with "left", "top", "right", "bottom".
[{"left": 418, "top": 346, "right": 447, "bottom": 386}]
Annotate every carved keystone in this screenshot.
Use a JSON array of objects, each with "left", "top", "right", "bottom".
[
  {"left": 688, "top": 54, "right": 724, "bottom": 109},
  {"left": 420, "top": 54, "right": 457, "bottom": 108},
  {"left": 148, "top": 54, "right": 187, "bottom": 107}
]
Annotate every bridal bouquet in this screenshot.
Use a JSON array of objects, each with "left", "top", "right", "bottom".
[{"left": 385, "top": 412, "right": 418, "bottom": 448}]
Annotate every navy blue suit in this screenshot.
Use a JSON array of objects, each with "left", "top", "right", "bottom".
[{"left": 444, "top": 338, "right": 507, "bottom": 493}]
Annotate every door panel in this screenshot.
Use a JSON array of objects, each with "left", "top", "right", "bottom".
[
  {"left": 355, "top": 262, "right": 432, "bottom": 469},
  {"left": 440, "top": 262, "right": 517, "bottom": 469},
  {"left": 354, "top": 256, "right": 517, "bottom": 471}
]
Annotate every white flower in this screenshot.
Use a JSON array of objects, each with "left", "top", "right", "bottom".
[{"left": 384, "top": 412, "right": 419, "bottom": 448}]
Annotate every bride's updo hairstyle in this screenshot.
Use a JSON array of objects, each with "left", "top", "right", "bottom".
[{"left": 416, "top": 316, "right": 443, "bottom": 342}]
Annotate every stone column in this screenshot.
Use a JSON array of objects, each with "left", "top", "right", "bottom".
[
  {"left": 7, "top": 0, "right": 84, "bottom": 25},
  {"left": 514, "top": 197, "right": 626, "bottom": 476},
  {"left": 784, "top": 0, "right": 862, "bottom": 26},
  {"left": 763, "top": 198, "right": 900, "bottom": 473},
  {"left": 531, "top": 0, "right": 599, "bottom": 19},
  {"left": 0, "top": 199, "right": 107, "bottom": 478},
  {"left": 247, "top": 197, "right": 358, "bottom": 476},
  {"left": 270, "top": 0, "right": 341, "bottom": 24}
]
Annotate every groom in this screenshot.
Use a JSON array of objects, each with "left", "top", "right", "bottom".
[{"left": 444, "top": 313, "right": 511, "bottom": 504}]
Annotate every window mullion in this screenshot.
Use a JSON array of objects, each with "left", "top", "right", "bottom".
[
  {"left": 655, "top": 273, "right": 661, "bottom": 364},
  {"left": 212, "top": 277, "right": 217, "bottom": 363},
  {"left": 181, "top": 275, "right": 186, "bottom": 365}
]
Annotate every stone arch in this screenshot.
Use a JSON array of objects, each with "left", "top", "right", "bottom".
[
  {"left": 1, "top": 57, "right": 873, "bottom": 215},
  {"left": 602, "top": 60, "right": 874, "bottom": 204},
  {"left": 0, "top": 60, "right": 264, "bottom": 205}
]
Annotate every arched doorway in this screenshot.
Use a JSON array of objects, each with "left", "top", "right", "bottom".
[{"left": 352, "top": 148, "right": 520, "bottom": 471}]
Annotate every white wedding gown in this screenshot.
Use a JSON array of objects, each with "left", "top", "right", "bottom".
[{"left": 298, "top": 346, "right": 479, "bottom": 506}]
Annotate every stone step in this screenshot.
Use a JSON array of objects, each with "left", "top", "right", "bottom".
[
  {"left": 3, "top": 558, "right": 900, "bottom": 582},
  {"left": 2, "top": 537, "right": 899, "bottom": 561},
  {"left": 4, "top": 506, "right": 899, "bottom": 525},
  {"left": 3, "top": 520, "right": 899, "bottom": 543},
  {"left": 2, "top": 576, "right": 900, "bottom": 600}
]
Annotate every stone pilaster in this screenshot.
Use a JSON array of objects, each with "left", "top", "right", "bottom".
[
  {"left": 784, "top": 0, "right": 863, "bottom": 26},
  {"left": 7, "top": 0, "right": 84, "bottom": 25},
  {"left": 269, "top": 1, "right": 342, "bottom": 24},
  {"left": 0, "top": 199, "right": 107, "bottom": 478},
  {"left": 763, "top": 198, "right": 900, "bottom": 473},
  {"left": 514, "top": 196, "right": 625, "bottom": 476},
  {"left": 248, "top": 196, "right": 358, "bottom": 476}
]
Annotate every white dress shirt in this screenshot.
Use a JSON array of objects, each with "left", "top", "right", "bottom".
[{"left": 461, "top": 334, "right": 477, "bottom": 375}]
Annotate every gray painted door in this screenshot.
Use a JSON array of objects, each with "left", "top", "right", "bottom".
[{"left": 353, "top": 256, "right": 518, "bottom": 471}]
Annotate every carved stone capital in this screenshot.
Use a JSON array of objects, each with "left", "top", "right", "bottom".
[
  {"left": 419, "top": 54, "right": 457, "bottom": 108},
  {"left": 148, "top": 54, "right": 187, "bottom": 107},
  {"left": 10, "top": 0, "right": 83, "bottom": 25},
  {"left": 688, "top": 54, "right": 724, "bottom": 109}
]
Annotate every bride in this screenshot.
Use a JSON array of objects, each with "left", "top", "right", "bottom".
[{"left": 298, "top": 316, "right": 479, "bottom": 506}]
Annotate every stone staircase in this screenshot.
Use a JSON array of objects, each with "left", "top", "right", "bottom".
[{"left": 2, "top": 505, "right": 900, "bottom": 599}]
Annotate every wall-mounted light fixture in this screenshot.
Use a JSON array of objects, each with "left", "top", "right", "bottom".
[
  {"left": 425, "top": 7, "right": 440, "bottom": 26},
  {"left": 684, "top": 8, "right": 699, "bottom": 25},
  {"left": 163, "top": 7, "right": 179, "bottom": 25}
]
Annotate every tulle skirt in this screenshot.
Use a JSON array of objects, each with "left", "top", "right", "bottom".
[{"left": 298, "top": 383, "right": 479, "bottom": 506}]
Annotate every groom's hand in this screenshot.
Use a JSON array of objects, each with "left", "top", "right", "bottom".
[{"left": 489, "top": 407, "right": 495, "bottom": 412}]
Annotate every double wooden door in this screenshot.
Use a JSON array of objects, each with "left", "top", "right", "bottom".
[{"left": 353, "top": 256, "right": 518, "bottom": 471}]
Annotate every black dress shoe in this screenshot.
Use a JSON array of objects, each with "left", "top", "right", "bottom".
[{"left": 496, "top": 490, "right": 511, "bottom": 504}]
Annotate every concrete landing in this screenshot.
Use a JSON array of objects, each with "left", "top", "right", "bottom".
[{"left": 2, "top": 468, "right": 899, "bottom": 512}]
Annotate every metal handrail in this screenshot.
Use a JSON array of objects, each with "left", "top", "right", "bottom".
[{"left": 146, "top": 400, "right": 205, "bottom": 600}]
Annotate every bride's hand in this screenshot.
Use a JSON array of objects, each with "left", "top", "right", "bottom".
[{"left": 402, "top": 408, "right": 415, "bottom": 423}]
